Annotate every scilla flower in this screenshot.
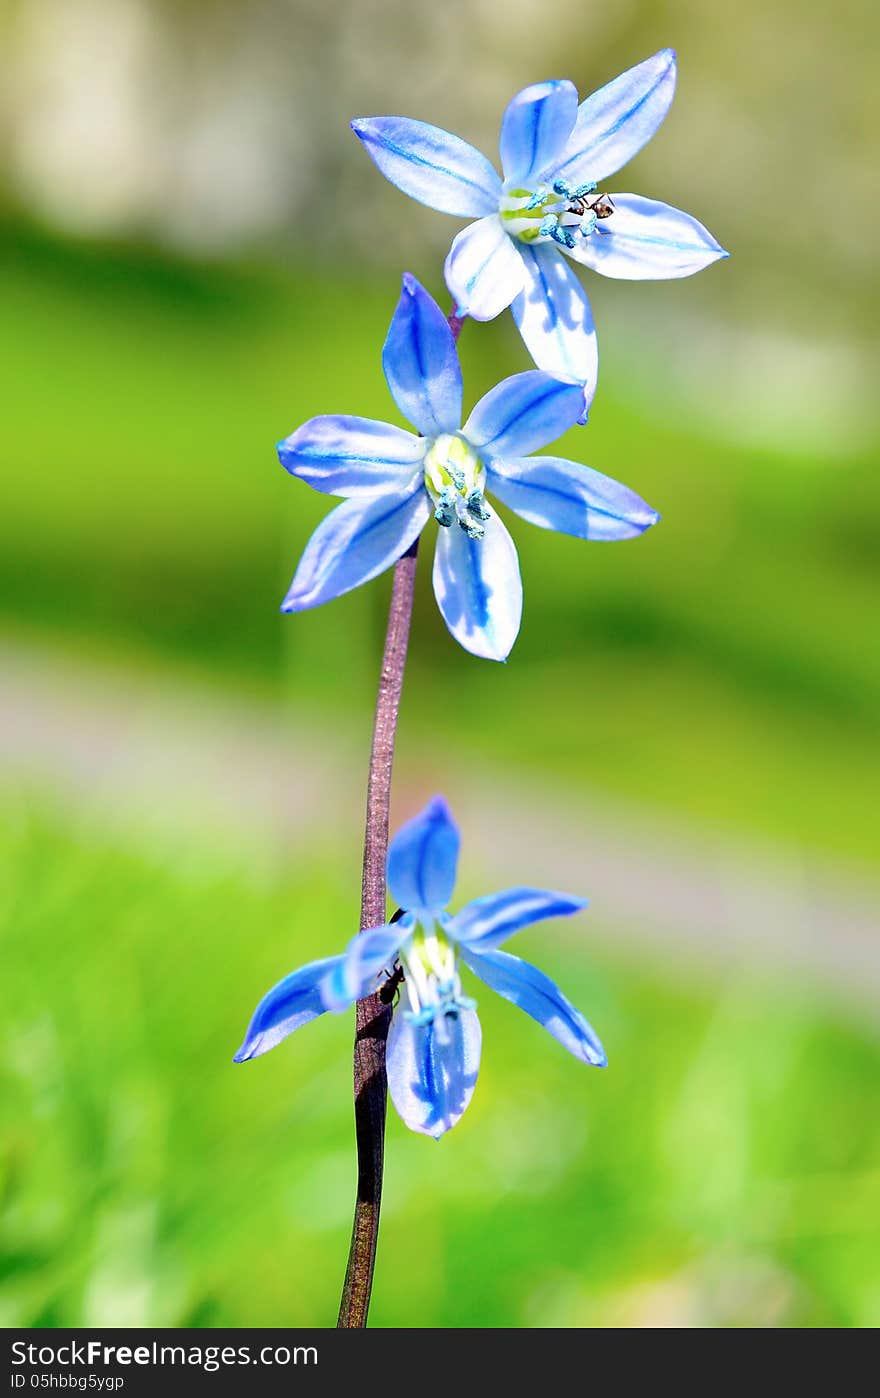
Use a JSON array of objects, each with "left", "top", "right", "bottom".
[
  {"left": 235, "top": 797, "right": 605, "bottom": 1138},
  {"left": 352, "top": 50, "right": 727, "bottom": 417},
  {"left": 279, "top": 274, "right": 658, "bottom": 661}
]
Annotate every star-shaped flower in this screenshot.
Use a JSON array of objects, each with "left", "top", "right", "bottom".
[
  {"left": 234, "top": 797, "right": 605, "bottom": 1138},
  {"left": 352, "top": 50, "right": 727, "bottom": 418},
  {"left": 279, "top": 274, "right": 658, "bottom": 661}
]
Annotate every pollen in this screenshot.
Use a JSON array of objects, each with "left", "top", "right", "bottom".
[
  {"left": 424, "top": 434, "right": 491, "bottom": 540},
  {"left": 499, "top": 179, "right": 613, "bottom": 247}
]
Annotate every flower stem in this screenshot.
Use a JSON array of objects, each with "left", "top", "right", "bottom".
[
  {"left": 337, "top": 311, "right": 462, "bottom": 1329},
  {"left": 336, "top": 539, "right": 418, "bottom": 1329}
]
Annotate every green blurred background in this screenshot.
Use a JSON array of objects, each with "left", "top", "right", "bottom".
[{"left": 1, "top": 0, "right": 878, "bottom": 1328}]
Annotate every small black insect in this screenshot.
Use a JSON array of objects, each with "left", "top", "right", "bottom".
[{"left": 379, "top": 962, "right": 405, "bottom": 1005}]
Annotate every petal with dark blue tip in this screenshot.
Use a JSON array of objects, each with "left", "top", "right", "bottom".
[
  {"left": 463, "top": 370, "right": 583, "bottom": 460},
  {"left": 387, "top": 1007, "right": 482, "bottom": 1138},
  {"left": 554, "top": 49, "right": 677, "bottom": 185},
  {"left": 510, "top": 246, "right": 598, "bottom": 418},
  {"left": 383, "top": 274, "right": 463, "bottom": 437},
  {"left": 277, "top": 416, "right": 424, "bottom": 497},
  {"left": 281, "top": 481, "right": 429, "bottom": 613},
  {"left": 320, "top": 915, "right": 415, "bottom": 1012},
  {"left": 569, "top": 195, "right": 728, "bottom": 280},
  {"left": 233, "top": 956, "right": 342, "bottom": 1062},
  {"left": 448, "top": 887, "right": 587, "bottom": 952},
  {"left": 488, "top": 455, "right": 660, "bottom": 540},
  {"left": 460, "top": 946, "right": 607, "bottom": 1066},
  {"left": 444, "top": 216, "right": 526, "bottom": 322},
  {"left": 499, "top": 80, "right": 579, "bottom": 186},
  {"left": 351, "top": 116, "right": 502, "bottom": 217},
  {"left": 387, "top": 798, "right": 460, "bottom": 913},
  {"left": 432, "top": 510, "right": 522, "bottom": 662}
]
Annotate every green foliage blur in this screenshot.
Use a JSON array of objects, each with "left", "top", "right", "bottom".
[
  {"left": 3, "top": 226, "right": 877, "bottom": 861},
  {"left": 2, "top": 803, "right": 878, "bottom": 1327},
  {"left": 1, "top": 223, "right": 878, "bottom": 1329}
]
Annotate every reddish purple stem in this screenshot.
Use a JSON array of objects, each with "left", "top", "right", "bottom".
[{"left": 337, "top": 311, "right": 463, "bottom": 1328}]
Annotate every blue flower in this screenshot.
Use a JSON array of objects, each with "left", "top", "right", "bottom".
[
  {"left": 352, "top": 50, "right": 727, "bottom": 417},
  {"left": 279, "top": 274, "right": 658, "bottom": 661},
  {"left": 234, "top": 797, "right": 606, "bottom": 1139}
]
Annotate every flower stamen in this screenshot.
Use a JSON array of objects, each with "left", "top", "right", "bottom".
[
  {"left": 501, "top": 180, "right": 614, "bottom": 247},
  {"left": 400, "top": 923, "right": 476, "bottom": 1029},
  {"left": 424, "top": 434, "right": 491, "bottom": 540}
]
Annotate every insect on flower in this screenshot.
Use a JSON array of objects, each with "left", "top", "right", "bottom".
[
  {"left": 234, "top": 797, "right": 606, "bottom": 1138},
  {"left": 352, "top": 50, "right": 728, "bottom": 418},
  {"left": 278, "top": 274, "right": 659, "bottom": 662}
]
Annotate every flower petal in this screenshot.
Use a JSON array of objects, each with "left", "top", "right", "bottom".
[
  {"left": 351, "top": 116, "right": 502, "bottom": 217},
  {"left": 387, "top": 1007, "right": 482, "bottom": 1138},
  {"left": 277, "top": 415, "right": 424, "bottom": 497},
  {"left": 448, "top": 887, "right": 587, "bottom": 951},
  {"left": 463, "top": 369, "right": 583, "bottom": 459},
  {"left": 281, "top": 483, "right": 429, "bottom": 612},
  {"left": 488, "top": 455, "right": 660, "bottom": 540},
  {"left": 554, "top": 48, "right": 677, "bottom": 185},
  {"left": 460, "top": 946, "right": 606, "bottom": 1066},
  {"left": 510, "top": 245, "right": 598, "bottom": 419},
  {"left": 499, "top": 79, "right": 579, "bottom": 186},
  {"left": 233, "top": 956, "right": 341, "bottom": 1062},
  {"left": 569, "top": 194, "right": 728, "bottom": 280},
  {"left": 387, "top": 797, "right": 460, "bottom": 914},
  {"left": 383, "top": 274, "right": 463, "bottom": 436},
  {"left": 432, "top": 510, "right": 522, "bottom": 662},
  {"left": 444, "top": 216, "right": 526, "bottom": 322},
  {"left": 320, "top": 914, "right": 415, "bottom": 1012}
]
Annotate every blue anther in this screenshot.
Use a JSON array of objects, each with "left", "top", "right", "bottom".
[
  {"left": 405, "top": 1007, "right": 435, "bottom": 1027},
  {"left": 538, "top": 215, "right": 558, "bottom": 239},
  {"left": 525, "top": 190, "right": 546, "bottom": 211},
  {"left": 552, "top": 179, "right": 572, "bottom": 197},
  {"left": 549, "top": 224, "right": 576, "bottom": 249},
  {"left": 573, "top": 181, "right": 597, "bottom": 197},
  {"left": 466, "top": 489, "right": 490, "bottom": 521}
]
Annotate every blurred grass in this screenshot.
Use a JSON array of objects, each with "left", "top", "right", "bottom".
[
  {"left": 2, "top": 223, "right": 879, "bottom": 865},
  {"left": 2, "top": 222, "right": 879, "bottom": 1328},
  {"left": 1, "top": 797, "right": 878, "bottom": 1329}
]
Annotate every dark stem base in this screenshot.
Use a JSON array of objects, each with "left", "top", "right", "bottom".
[
  {"left": 337, "top": 309, "right": 463, "bottom": 1329},
  {"left": 336, "top": 540, "right": 419, "bottom": 1329}
]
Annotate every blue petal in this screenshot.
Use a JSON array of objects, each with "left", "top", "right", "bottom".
[
  {"left": 432, "top": 510, "right": 522, "bottom": 662},
  {"left": 277, "top": 415, "right": 425, "bottom": 497},
  {"left": 320, "top": 914, "right": 415, "bottom": 1012},
  {"left": 488, "top": 455, "right": 660, "bottom": 540},
  {"left": 382, "top": 274, "right": 463, "bottom": 437},
  {"left": 351, "top": 116, "right": 502, "bottom": 217},
  {"left": 569, "top": 194, "right": 728, "bottom": 280},
  {"left": 448, "top": 887, "right": 587, "bottom": 951},
  {"left": 460, "top": 946, "right": 607, "bottom": 1066},
  {"left": 233, "top": 955, "right": 342, "bottom": 1062},
  {"left": 499, "top": 79, "right": 579, "bottom": 186},
  {"left": 463, "top": 370, "right": 583, "bottom": 459},
  {"left": 387, "top": 1006, "right": 482, "bottom": 1138},
  {"left": 387, "top": 797, "right": 460, "bottom": 913},
  {"left": 444, "top": 216, "right": 526, "bottom": 322},
  {"left": 554, "top": 49, "right": 677, "bottom": 185},
  {"left": 281, "top": 482, "right": 429, "bottom": 612},
  {"left": 510, "top": 245, "right": 598, "bottom": 420}
]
